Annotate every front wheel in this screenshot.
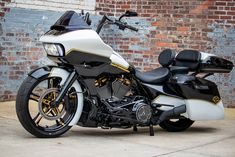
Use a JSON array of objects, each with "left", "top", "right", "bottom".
[
  {"left": 16, "top": 76, "right": 79, "bottom": 138},
  {"left": 159, "top": 118, "right": 194, "bottom": 132}
]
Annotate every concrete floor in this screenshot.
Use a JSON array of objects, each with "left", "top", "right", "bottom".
[{"left": 0, "top": 101, "right": 235, "bottom": 157}]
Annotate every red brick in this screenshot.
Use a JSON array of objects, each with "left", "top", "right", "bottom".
[
  {"left": 215, "top": 11, "right": 227, "bottom": 15},
  {"left": 155, "top": 34, "right": 168, "bottom": 39},
  {"left": 30, "top": 47, "right": 40, "bottom": 52},
  {"left": 167, "top": 27, "right": 177, "bottom": 31},
  {"left": 156, "top": 42, "right": 177, "bottom": 48},
  {"left": 208, "top": 15, "right": 220, "bottom": 19},
  {"left": 215, "top": 2, "right": 227, "bottom": 6},
  {"left": 227, "top": 20, "right": 235, "bottom": 24},
  {"left": 173, "top": 14, "right": 184, "bottom": 18},
  {"left": 227, "top": 11, "right": 235, "bottom": 15},
  {"left": 152, "top": 21, "right": 162, "bottom": 27},
  {"left": 208, "top": 6, "right": 218, "bottom": 10},
  {"left": 121, "top": 4, "right": 130, "bottom": 9},
  {"left": 220, "top": 16, "right": 232, "bottom": 19},
  {"left": 177, "top": 26, "right": 190, "bottom": 31},
  {"left": 3, "top": 8, "right": 10, "bottom": 12},
  {"left": 0, "top": 12, "right": 4, "bottom": 17},
  {"left": 227, "top": 2, "right": 235, "bottom": 6}
]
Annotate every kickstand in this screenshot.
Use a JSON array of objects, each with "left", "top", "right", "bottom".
[
  {"left": 149, "top": 124, "right": 154, "bottom": 136},
  {"left": 133, "top": 125, "right": 138, "bottom": 132}
]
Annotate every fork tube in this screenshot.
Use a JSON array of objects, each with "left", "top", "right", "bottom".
[{"left": 52, "top": 70, "right": 78, "bottom": 108}]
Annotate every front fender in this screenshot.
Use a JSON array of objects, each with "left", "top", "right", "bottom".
[
  {"left": 28, "top": 66, "right": 57, "bottom": 80},
  {"left": 28, "top": 66, "right": 84, "bottom": 126}
]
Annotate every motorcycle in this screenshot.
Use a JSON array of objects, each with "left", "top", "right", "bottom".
[{"left": 16, "top": 10, "right": 234, "bottom": 138}]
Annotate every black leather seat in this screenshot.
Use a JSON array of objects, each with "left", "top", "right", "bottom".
[
  {"left": 134, "top": 49, "right": 175, "bottom": 84},
  {"left": 174, "top": 50, "right": 201, "bottom": 71},
  {"left": 135, "top": 67, "right": 169, "bottom": 84}
]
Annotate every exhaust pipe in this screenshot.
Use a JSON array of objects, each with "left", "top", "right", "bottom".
[{"left": 155, "top": 104, "right": 186, "bottom": 124}]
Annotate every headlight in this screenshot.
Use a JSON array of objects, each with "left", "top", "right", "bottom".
[{"left": 43, "top": 43, "right": 64, "bottom": 56}]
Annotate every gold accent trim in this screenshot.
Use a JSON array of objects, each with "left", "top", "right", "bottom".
[
  {"left": 66, "top": 48, "right": 78, "bottom": 55},
  {"left": 110, "top": 63, "right": 130, "bottom": 73},
  {"left": 212, "top": 96, "right": 221, "bottom": 104},
  {"left": 153, "top": 95, "right": 161, "bottom": 101}
]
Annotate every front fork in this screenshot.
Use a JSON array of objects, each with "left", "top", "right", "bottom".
[
  {"left": 51, "top": 70, "right": 78, "bottom": 108},
  {"left": 29, "top": 66, "right": 84, "bottom": 126}
]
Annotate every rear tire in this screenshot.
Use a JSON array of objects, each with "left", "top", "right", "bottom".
[
  {"left": 16, "top": 76, "right": 78, "bottom": 138},
  {"left": 159, "top": 118, "right": 194, "bottom": 132}
]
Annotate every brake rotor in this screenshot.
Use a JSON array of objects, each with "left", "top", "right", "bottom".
[{"left": 38, "top": 88, "right": 66, "bottom": 121}]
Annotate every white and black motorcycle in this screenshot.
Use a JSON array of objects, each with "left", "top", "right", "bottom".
[{"left": 16, "top": 11, "right": 233, "bottom": 138}]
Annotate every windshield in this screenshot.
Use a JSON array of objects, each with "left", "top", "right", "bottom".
[{"left": 50, "top": 11, "right": 90, "bottom": 31}]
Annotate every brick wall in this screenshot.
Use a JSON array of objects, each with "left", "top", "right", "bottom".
[
  {"left": 0, "top": 0, "right": 235, "bottom": 107},
  {"left": 0, "top": 0, "right": 96, "bottom": 101}
]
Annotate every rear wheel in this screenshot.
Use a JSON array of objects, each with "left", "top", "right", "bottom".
[
  {"left": 159, "top": 118, "right": 194, "bottom": 132},
  {"left": 16, "top": 76, "right": 79, "bottom": 138}
]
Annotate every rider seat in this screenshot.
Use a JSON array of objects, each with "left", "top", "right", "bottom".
[{"left": 135, "top": 49, "right": 175, "bottom": 84}]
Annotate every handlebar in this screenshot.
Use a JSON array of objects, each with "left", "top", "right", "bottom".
[
  {"left": 96, "top": 12, "right": 138, "bottom": 34},
  {"left": 123, "top": 23, "right": 138, "bottom": 32},
  {"left": 114, "top": 20, "right": 138, "bottom": 32}
]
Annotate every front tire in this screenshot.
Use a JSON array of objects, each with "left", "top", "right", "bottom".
[
  {"left": 159, "top": 118, "right": 194, "bottom": 132},
  {"left": 16, "top": 76, "right": 79, "bottom": 138}
]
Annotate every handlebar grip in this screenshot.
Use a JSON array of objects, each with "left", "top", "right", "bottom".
[
  {"left": 126, "top": 24, "right": 138, "bottom": 32},
  {"left": 115, "top": 20, "right": 138, "bottom": 32}
]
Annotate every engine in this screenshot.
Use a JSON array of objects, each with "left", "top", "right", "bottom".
[
  {"left": 95, "top": 75, "right": 132, "bottom": 100},
  {"left": 94, "top": 75, "right": 152, "bottom": 126},
  {"left": 107, "top": 96, "right": 152, "bottom": 125}
]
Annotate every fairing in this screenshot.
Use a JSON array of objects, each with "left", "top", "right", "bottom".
[{"left": 40, "top": 11, "right": 129, "bottom": 71}]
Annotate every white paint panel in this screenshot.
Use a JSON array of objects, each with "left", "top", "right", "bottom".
[
  {"left": 50, "top": 67, "right": 84, "bottom": 126},
  {"left": 185, "top": 100, "right": 224, "bottom": 120},
  {"left": 152, "top": 95, "right": 224, "bottom": 120},
  {"left": 110, "top": 53, "right": 129, "bottom": 69},
  {"left": 200, "top": 52, "right": 216, "bottom": 60},
  {"left": 40, "top": 29, "right": 115, "bottom": 58}
]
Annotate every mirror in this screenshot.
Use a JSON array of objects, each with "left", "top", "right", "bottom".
[{"left": 125, "top": 11, "right": 138, "bottom": 17}]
